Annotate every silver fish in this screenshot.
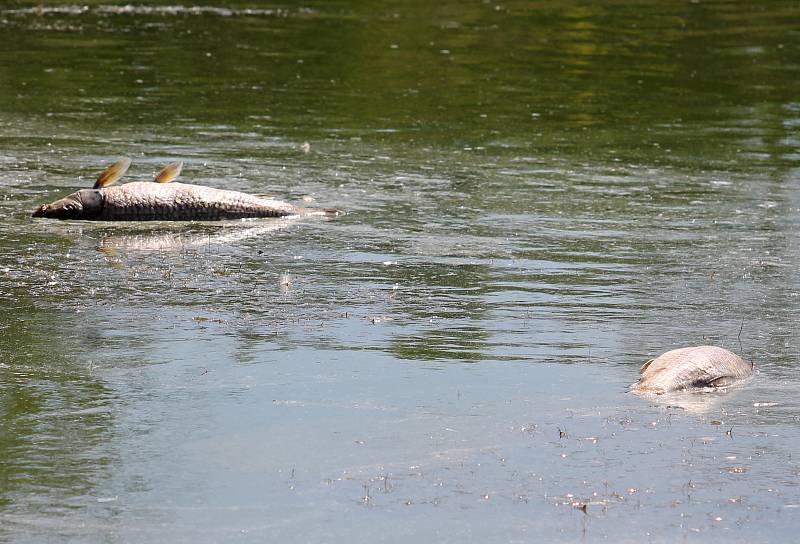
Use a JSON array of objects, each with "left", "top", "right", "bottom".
[
  {"left": 632, "top": 345, "right": 752, "bottom": 395},
  {"left": 32, "top": 159, "right": 337, "bottom": 221}
]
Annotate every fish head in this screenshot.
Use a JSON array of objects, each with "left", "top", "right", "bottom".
[
  {"left": 32, "top": 189, "right": 103, "bottom": 220},
  {"left": 32, "top": 193, "right": 84, "bottom": 219}
]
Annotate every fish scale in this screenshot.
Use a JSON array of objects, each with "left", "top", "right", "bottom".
[{"left": 101, "top": 182, "right": 298, "bottom": 221}]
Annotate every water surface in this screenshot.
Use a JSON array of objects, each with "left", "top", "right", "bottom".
[{"left": 1, "top": 1, "right": 799, "bottom": 542}]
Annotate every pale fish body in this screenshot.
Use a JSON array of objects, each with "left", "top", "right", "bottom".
[
  {"left": 632, "top": 345, "right": 752, "bottom": 395},
  {"left": 33, "top": 182, "right": 334, "bottom": 221}
]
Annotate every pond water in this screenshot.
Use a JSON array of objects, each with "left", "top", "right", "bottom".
[{"left": 1, "top": 1, "right": 799, "bottom": 542}]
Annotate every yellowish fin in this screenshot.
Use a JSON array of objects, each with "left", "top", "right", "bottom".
[
  {"left": 93, "top": 157, "right": 132, "bottom": 189},
  {"left": 154, "top": 161, "right": 183, "bottom": 183}
]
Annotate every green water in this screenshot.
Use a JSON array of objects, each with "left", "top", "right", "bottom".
[{"left": 1, "top": 1, "right": 799, "bottom": 542}]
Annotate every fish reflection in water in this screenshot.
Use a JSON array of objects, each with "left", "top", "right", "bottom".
[
  {"left": 635, "top": 387, "right": 742, "bottom": 414},
  {"left": 97, "top": 218, "right": 299, "bottom": 252}
]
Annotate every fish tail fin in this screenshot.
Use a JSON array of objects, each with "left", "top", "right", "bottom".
[{"left": 295, "top": 207, "right": 342, "bottom": 217}]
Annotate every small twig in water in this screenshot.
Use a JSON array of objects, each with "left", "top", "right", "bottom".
[
  {"left": 738, "top": 317, "right": 745, "bottom": 354},
  {"left": 362, "top": 482, "right": 371, "bottom": 504}
]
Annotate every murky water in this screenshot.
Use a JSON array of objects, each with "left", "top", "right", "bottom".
[{"left": 1, "top": 1, "right": 799, "bottom": 542}]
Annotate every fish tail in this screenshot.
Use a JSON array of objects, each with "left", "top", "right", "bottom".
[{"left": 296, "top": 207, "right": 342, "bottom": 217}]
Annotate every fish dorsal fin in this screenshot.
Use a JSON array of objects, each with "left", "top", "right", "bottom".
[
  {"left": 639, "top": 358, "right": 654, "bottom": 375},
  {"left": 93, "top": 157, "right": 132, "bottom": 189},
  {"left": 154, "top": 161, "right": 183, "bottom": 183}
]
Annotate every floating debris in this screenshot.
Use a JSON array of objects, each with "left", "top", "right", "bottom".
[
  {"left": 192, "top": 316, "right": 226, "bottom": 324},
  {"left": 279, "top": 271, "right": 293, "bottom": 293},
  {"left": 726, "top": 466, "right": 748, "bottom": 474}
]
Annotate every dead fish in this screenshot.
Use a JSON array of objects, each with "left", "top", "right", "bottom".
[
  {"left": 32, "top": 158, "right": 338, "bottom": 221},
  {"left": 632, "top": 345, "right": 752, "bottom": 395}
]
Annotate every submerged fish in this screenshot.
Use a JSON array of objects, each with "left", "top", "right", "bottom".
[
  {"left": 32, "top": 158, "right": 337, "bottom": 221},
  {"left": 632, "top": 345, "right": 753, "bottom": 395}
]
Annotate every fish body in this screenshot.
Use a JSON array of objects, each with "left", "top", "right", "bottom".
[
  {"left": 632, "top": 345, "right": 752, "bottom": 395},
  {"left": 33, "top": 181, "right": 333, "bottom": 221}
]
